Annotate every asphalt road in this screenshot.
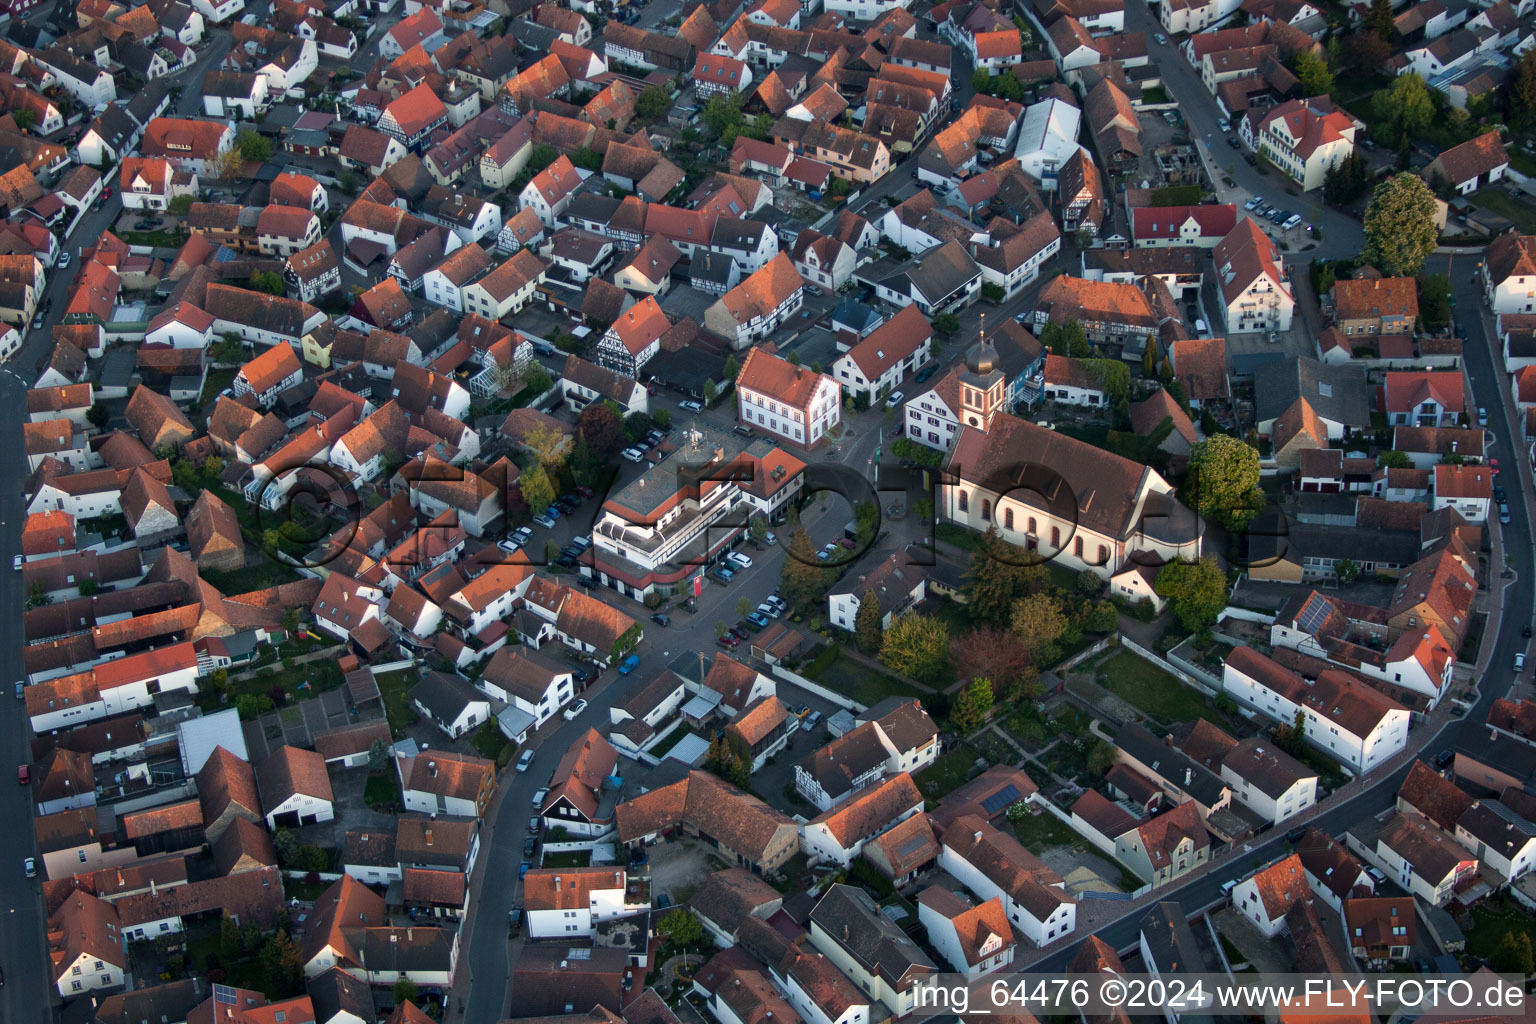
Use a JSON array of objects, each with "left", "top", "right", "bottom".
[
  {"left": 1026, "top": 254, "right": 1535, "bottom": 972},
  {"left": 1127, "top": 0, "right": 1366, "bottom": 262}
]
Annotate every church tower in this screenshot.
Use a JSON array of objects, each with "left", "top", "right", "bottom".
[{"left": 957, "top": 314, "right": 1005, "bottom": 431}]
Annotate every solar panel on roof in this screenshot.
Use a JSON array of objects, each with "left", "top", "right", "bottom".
[
  {"left": 1297, "top": 594, "right": 1332, "bottom": 635},
  {"left": 215, "top": 984, "right": 238, "bottom": 1005},
  {"left": 980, "top": 784, "right": 1021, "bottom": 815}
]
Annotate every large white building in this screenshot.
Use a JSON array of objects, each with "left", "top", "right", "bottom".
[
  {"left": 1223, "top": 648, "right": 1410, "bottom": 775},
  {"left": 735, "top": 345, "right": 842, "bottom": 448},
  {"left": 1012, "top": 98, "right": 1082, "bottom": 183},
  {"left": 523, "top": 867, "right": 640, "bottom": 939},
  {"left": 1483, "top": 233, "right": 1536, "bottom": 316},
  {"left": 938, "top": 815, "right": 1076, "bottom": 947}
]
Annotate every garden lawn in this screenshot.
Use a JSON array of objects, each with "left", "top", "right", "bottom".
[
  {"left": 1096, "top": 651, "right": 1236, "bottom": 730},
  {"left": 1471, "top": 190, "right": 1536, "bottom": 235},
  {"left": 806, "top": 648, "right": 930, "bottom": 704},
  {"left": 200, "top": 560, "right": 302, "bottom": 594},
  {"left": 364, "top": 772, "right": 401, "bottom": 811},
  {"left": 376, "top": 668, "right": 421, "bottom": 732},
  {"left": 1011, "top": 809, "right": 1084, "bottom": 851},
  {"left": 914, "top": 744, "right": 984, "bottom": 801},
  {"left": 1463, "top": 896, "right": 1536, "bottom": 961}
]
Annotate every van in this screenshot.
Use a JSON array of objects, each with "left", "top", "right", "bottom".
[
  {"left": 1194, "top": 319, "right": 1208, "bottom": 337},
  {"left": 532, "top": 340, "right": 556, "bottom": 356}
]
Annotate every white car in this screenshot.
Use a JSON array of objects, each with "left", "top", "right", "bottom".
[
  {"left": 727, "top": 552, "right": 753, "bottom": 569},
  {"left": 497, "top": 539, "right": 522, "bottom": 554},
  {"left": 23, "top": 857, "right": 36, "bottom": 878},
  {"left": 679, "top": 400, "right": 703, "bottom": 412},
  {"left": 516, "top": 749, "right": 535, "bottom": 773},
  {"left": 1518, "top": 653, "right": 1528, "bottom": 672},
  {"left": 11, "top": 554, "right": 20, "bottom": 570},
  {"left": 1244, "top": 197, "right": 1263, "bottom": 211},
  {"left": 563, "top": 698, "right": 589, "bottom": 721},
  {"left": 884, "top": 391, "right": 904, "bottom": 409},
  {"left": 531, "top": 787, "right": 549, "bottom": 807},
  {"left": 621, "top": 447, "right": 644, "bottom": 462},
  {"left": 1282, "top": 214, "right": 1302, "bottom": 230}
]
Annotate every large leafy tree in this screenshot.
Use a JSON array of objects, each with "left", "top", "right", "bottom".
[
  {"left": 1009, "top": 592, "right": 1068, "bottom": 662},
  {"left": 1288, "top": 49, "right": 1334, "bottom": 96},
  {"left": 854, "top": 591, "right": 884, "bottom": 654},
  {"left": 1187, "top": 434, "right": 1264, "bottom": 531},
  {"left": 1365, "top": 0, "right": 1393, "bottom": 39},
  {"left": 1154, "top": 557, "right": 1228, "bottom": 632},
  {"left": 1363, "top": 173, "right": 1439, "bottom": 277},
  {"left": 963, "top": 527, "right": 1047, "bottom": 625},
  {"left": 780, "top": 526, "right": 832, "bottom": 609},
  {"left": 949, "top": 677, "right": 995, "bottom": 734},
  {"left": 952, "top": 625, "right": 1035, "bottom": 693},
  {"left": 1510, "top": 49, "right": 1536, "bottom": 128},
  {"left": 1323, "top": 150, "right": 1371, "bottom": 205},
  {"left": 1371, "top": 75, "right": 1435, "bottom": 145},
  {"left": 520, "top": 463, "right": 556, "bottom": 516},
  {"left": 879, "top": 613, "right": 951, "bottom": 686},
  {"left": 578, "top": 402, "right": 625, "bottom": 459}
]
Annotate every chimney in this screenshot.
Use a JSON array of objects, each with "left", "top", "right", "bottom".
[
  {"left": 973, "top": 830, "right": 982, "bottom": 842},
  {"left": 428, "top": 760, "right": 437, "bottom": 777},
  {"left": 844, "top": 924, "right": 849, "bottom": 941},
  {"left": 560, "top": 960, "right": 569, "bottom": 970},
  {"left": 425, "top": 828, "right": 434, "bottom": 846}
]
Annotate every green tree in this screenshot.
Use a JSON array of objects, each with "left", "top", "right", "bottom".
[
  {"left": 235, "top": 129, "right": 271, "bottom": 163},
  {"left": 950, "top": 676, "right": 995, "bottom": 734},
  {"left": 393, "top": 980, "right": 420, "bottom": 1007},
  {"left": 249, "top": 270, "right": 284, "bottom": 295},
  {"left": 1378, "top": 450, "right": 1411, "bottom": 469},
  {"left": 12, "top": 107, "right": 35, "bottom": 132},
  {"left": 1323, "top": 150, "right": 1371, "bottom": 206},
  {"left": 1085, "top": 359, "right": 1131, "bottom": 403},
  {"left": 1490, "top": 930, "right": 1535, "bottom": 977},
  {"left": 1188, "top": 434, "right": 1264, "bottom": 530},
  {"left": 971, "top": 68, "right": 991, "bottom": 93},
  {"left": 1154, "top": 557, "right": 1228, "bottom": 633},
  {"left": 963, "top": 527, "right": 1047, "bottom": 625},
  {"left": 749, "top": 516, "right": 768, "bottom": 543},
  {"left": 1010, "top": 592, "right": 1068, "bottom": 660},
  {"left": 723, "top": 354, "right": 739, "bottom": 381},
  {"left": 1372, "top": 75, "right": 1435, "bottom": 145},
  {"left": 1509, "top": 48, "right": 1536, "bottom": 128},
  {"left": 932, "top": 313, "right": 960, "bottom": 336},
  {"left": 636, "top": 85, "right": 670, "bottom": 121},
  {"left": 703, "top": 379, "right": 719, "bottom": 404},
  {"left": 1418, "top": 273, "right": 1452, "bottom": 332},
  {"left": 219, "top": 915, "right": 243, "bottom": 962},
  {"left": 1335, "top": 558, "right": 1360, "bottom": 586},
  {"left": 855, "top": 590, "right": 884, "bottom": 654},
  {"left": 609, "top": 623, "right": 642, "bottom": 663},
  {"left": 272, "top": 827, "right": 299, "bottom": 865},
  {"left": 520, "top": 463, "right": 556, "bottom": 516},
  {"left": 1364, "top": 173, "right": 1439, "bottom": 277},
  {"left": 86, "top": 403, "right": 110, "bottom": 429},
  {"left": 167, "top": 193, "right": 195, "bottom": 214},
  {"left": 704, "top": 732, "right": 750, "bottom": 788},
  {"left": 1288, "top": 48, "right": 1335, "bottom": 96},
  {"left": 780, "top": 525, "right": 832, "bottom": 608},
  {"left": 1082, "top": 600, "right": 1118, "bottom": 633},
  {"left": 368, "top": 738, "right": 391, "bottom": 771},
  {"left": 1087, "top": 740, "right": 1116, "bottom": 778},
  {"left": 701, "top": 93, "right": 747, "bottom": 144},
  {"left": 258, "top": 930, "right": 304, "bottom": 993},
  {"left": 26, "top": 581, "right": 51, "bottom": 608},
  {"left": 879, "top": 613, "right": 952, "bottom": 686},
  {"left": 657, "top": 908, "right": 704, "bottom": 947},
  {"left": 1366, "top": 0, "right": 1394, "bottom": 38}
]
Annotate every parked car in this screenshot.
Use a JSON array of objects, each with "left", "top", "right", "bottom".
[
  {"left": 1154, "top": 31, "right": 1167, "bottom": 43},
  {"left": 729, "top": 624, "right": 750, "bottom": 640},
  {"left": 516, "top": 749, "right": 535, "bottom": 773},
  {"left": 914, "top": 364, "right": 936, "bottom": 383},
  {"left": 732, "top": 425, "right": 754, "bottom": 438},
  {"left": 531, "top": 787, "right": 549, "bottom": 807},
  {"left": 745, "top": 612, "right": 770, "bottom": 630},
  {"left": 757, "top": 602, "right": 780, "bottom": 619},
  {"left": 650, "top": 612, "right": 671, "bottom": 626},
  {"left": 645, "top": 430, "right": 664, "bottom": 445},
  {"left": 577, "top": 575, "right": 598, "bottom": 589},
  {"left": 803, "top": 711, "right": 821, "bottom": 731},
  {"left": 716, "top": 633, "right": 740, "bottom": 647},
  {"left": 564, "top": 698, "right": 589, "bottom": 720},
  {"left": 23, "top": 857, "right": 35, "bottom": 879},
  {"left": 621, "top": 447, "right": 644, "bottom": 462},
  {"left": 497, "top": 539, "right": 522, "bottom": 554},
  {"left": 512, "top": 526, "right": 534, "bottom": 545},
  {"left": 1501, "top": 503, "right": 1512, "bottom": 524},
  {"left": 793, "top": 704, "right": 810, "bottom": 718},
  {"left": 679, "top": 400, "right": 703, "bottom": 412},
  {"left": 1434, "top": 748, "right": 1455, "bottom": 769},
  {"left": 58, "top": 250, "right": 70, "bottom": 268},
  {"left": 576, "top": 485, "right": 596, "bottom": 498},
  {"left": 726, "top": 551, "right": 753, "bottom": 569},
  {"left": 1480, "top": 407, "right": 1489, "bottom": 426},
  {"left": 532, "top": 513, "right": 557, "bottom": 529},
  {"left": 1282, "top": 214, "right": 1302, "bottom": 230},
  {"left": 618, "top": 654, "right": 641, "bottom": 675},
  {"left": 884, "top": 390, "right": 904, "bottom": 409},
  {"left": 1286, "top": 827, "right": 1306, "bottom": 843},
  {"left": 17, "top": 765, "right": 28, "bottom": 785},
  {"left": 13, "top": 681, "right": 22, "bottom": 700},
  {"left": 1243, "top": 153, "right": 1257, "bottom": 165},
  {"left": 1517, "top": 653, "right": 1527, "bottom": 671},
  {"left": 709, "top": 565, "right": 735, "bottom": 583},
  {"left": 1227, "top": 136, "right": 1241, "bottom": 149},
  {"left": 1220, "top": 879, "right": 1237, "bottom": 896},
  {"left": 1245, "top": 197, "right": 1263, "bottom": 211},
  {"left": 11, "top": 554, "right": 20, "bottom": 570},
  {"left": 764, "top": 595, "right": 787, "bottom": 614},
  {"left": 519, "top": 861, "right": 532, "bottom": 878}
]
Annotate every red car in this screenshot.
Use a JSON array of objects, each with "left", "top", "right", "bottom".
[{"left": 17, "top": 765, "right": 29, "bottom": 785}]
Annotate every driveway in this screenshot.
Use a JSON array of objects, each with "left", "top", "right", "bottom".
[{"left": 645, "top": 840, "right": 723, "bottom": 904}]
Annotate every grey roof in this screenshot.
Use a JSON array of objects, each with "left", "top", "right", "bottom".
[
  {"left": 1139, "top": 901, "right": 1212, "bottom": 975},
  {"left": 307, "top": 966, "right": 376, "bottom": 1024},
  {"left": 1115, "top": 723, "right": 1228, "bottom": 807},
  {"left": 1253, "top": 357, "right": 1371, "bottom": 429},
  {"left": 903, "top": 240, "right": 982, "bottom": 306},
  {"left": 711, "top": 216, "right": 769, "bottom": 252},
  {"left": 831, "top": 296, "right": 882, "bottom": 332},
  {"left": 690, "top": 251, "right": 738, "bottom": 285},
  {"left": 809, "top": 884, "right": 937, "bottom": 986},
  {"left": 410, "top": 670, "right": 488, "bottom": 726},
  {"left": 1457, "top": 800, "right": 1536, "bottom": 860}
]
